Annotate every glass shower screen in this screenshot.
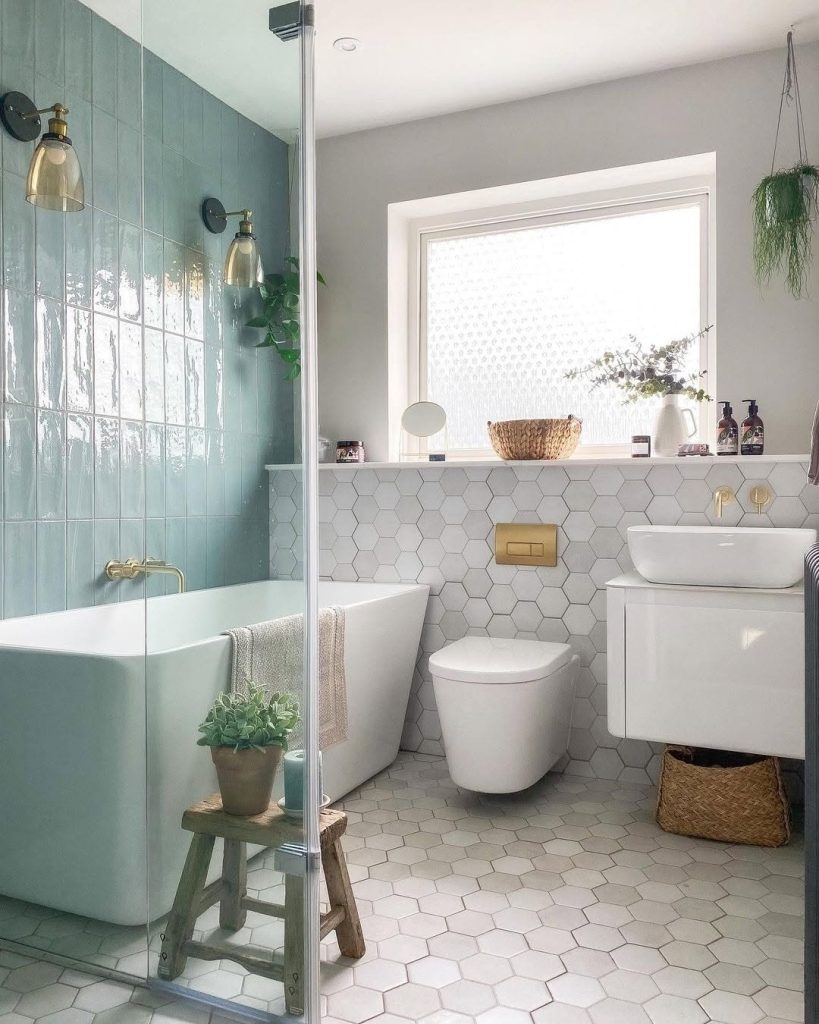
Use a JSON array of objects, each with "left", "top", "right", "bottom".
[{"left": 141, "top": 1, "right": 319, "bottom": 1021}]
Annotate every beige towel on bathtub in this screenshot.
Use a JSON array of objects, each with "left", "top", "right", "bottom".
[{"left": 224, "top": 607, "right": 348, "bottom": 750}]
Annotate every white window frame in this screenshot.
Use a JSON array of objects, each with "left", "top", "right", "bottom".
[{"left": 391, "top": 161, "right": 716, "bottom": 462}]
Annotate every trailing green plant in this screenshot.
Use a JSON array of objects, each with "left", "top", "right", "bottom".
[
  {"left": 245, "top": 256, "right": 326, "bottom": 380},
  {"left": 752, "top": 31, "right": 818, "bottom": 298},
  {"left": 752, "top": 164, "right": 818, "bottom": 298},
  {"left": 197, "top": 683, "right": 300, "bottom": 752},
  {"left": 565, "top": 329, "right": 711, "bottom": 404}
]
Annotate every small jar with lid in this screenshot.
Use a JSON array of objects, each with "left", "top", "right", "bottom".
[
  {"left": 631, "top": 434, "right": 651, "bottom": 458},
  {"left": 336, "top": 441, "right": 365, "bottom": 464}
]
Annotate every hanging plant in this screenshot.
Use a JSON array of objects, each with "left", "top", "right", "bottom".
[
  {"left": 245, "top": 256, "right": 326, "bottom": 380},
  {"left": 752, "top": 31, "right": 819, "bottom": 298}
]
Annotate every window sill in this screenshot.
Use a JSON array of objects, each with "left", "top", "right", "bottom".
[{"left": 267, "top": 454, "right": 809, "bottom": 472}]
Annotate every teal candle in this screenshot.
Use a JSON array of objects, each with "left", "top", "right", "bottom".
[
  {"left": 284, "top": 750, "right": 305, "bottom": 811},
  {"left": 283, "top": 750, "right": 323, "bottom": 811}
]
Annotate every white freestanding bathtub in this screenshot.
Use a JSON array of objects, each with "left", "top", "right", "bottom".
[{"left": 0, "top": 580, "right": 428, "bottom": 925}]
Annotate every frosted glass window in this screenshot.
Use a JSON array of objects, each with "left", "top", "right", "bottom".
[{"left": 423, "top": 202, "right": 705, "bottom": 451}]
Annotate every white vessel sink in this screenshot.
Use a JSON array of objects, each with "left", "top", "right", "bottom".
[{"left": 628, "top": 525, "right": 817, "bottom": 588}]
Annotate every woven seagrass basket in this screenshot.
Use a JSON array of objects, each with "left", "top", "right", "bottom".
[
  {"left": 656, "top": 746, "right": 791, "bottom": 847},
  {"left": 487, "top": 416, "right": 582, "bottom": 460}
]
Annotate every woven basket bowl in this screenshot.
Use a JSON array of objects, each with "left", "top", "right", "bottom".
[{"left": 487, "top": 416, "right": 582, "bottom": 461}]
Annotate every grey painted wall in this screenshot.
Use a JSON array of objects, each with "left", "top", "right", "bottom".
[
  {"left": 0, "top": 0, "right": 294, "bottom": 617},
  {"left": 316, "top": 44, "right": 819, "bottom": 461}
]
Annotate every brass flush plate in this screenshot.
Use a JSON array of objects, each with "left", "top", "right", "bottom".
[{"left": 495, "top": 523, "right": 557, "bottom": 567}]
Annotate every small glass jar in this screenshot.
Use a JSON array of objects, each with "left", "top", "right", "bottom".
[
  {"left": 631, "top": 434, "right": 651, "bottom": 458},
  {"left": 336, "top": 440, "right": 365, "bottom": 464}
]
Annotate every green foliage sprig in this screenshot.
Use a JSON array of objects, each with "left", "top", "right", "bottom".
[
  {"left": 752, "top": 163, "right": 819, "bottom": 298},
  {"left": 565, "top": 329, "right": 711, "bottom": 404},
  {"left": 245, "top": 256, "right": 326, "bottom": 380},
  {"left": 197, "top": 683, "right": 300, "bottom": 752}
]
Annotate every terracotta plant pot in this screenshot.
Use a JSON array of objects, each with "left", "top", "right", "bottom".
[{"left": 211, "top": 745, "right": 283, "bottom": 815}]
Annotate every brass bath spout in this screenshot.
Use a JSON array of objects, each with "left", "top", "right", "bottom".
[{"left": 105, "top": 558, "right": 186, "bottom": 593}]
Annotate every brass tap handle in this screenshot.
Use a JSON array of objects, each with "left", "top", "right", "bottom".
[
  {"left": 748, "top": 485, "right": 772, "bottom": 514},
  {"left": 713, "top": 486, "right": 735, "bottom": 519},
  {"left": 105, "top": 558, "right": 141, "bottom": 580}
]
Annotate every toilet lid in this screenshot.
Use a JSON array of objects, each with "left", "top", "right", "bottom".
[{"left": 429, "top": 637, "right": 572, "bottom": 684}]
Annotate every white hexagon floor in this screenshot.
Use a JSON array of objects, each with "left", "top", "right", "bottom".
[{"left": 0, "top": 752, "right": 806, "bottom": 1024}]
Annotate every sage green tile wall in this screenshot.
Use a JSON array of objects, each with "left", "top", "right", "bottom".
[{"left": 0, "top": 0, "right": 294, "bottom": 616}]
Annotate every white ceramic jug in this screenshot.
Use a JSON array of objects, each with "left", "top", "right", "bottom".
[{"left": 653, "top": 394, "right": 696, "bottom": 457}]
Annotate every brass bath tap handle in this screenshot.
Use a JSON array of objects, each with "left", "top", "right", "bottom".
[{"left": 105, "top": 557, "right": 186, "bottom": 593}]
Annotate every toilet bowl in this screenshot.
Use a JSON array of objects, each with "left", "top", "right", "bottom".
[{"left": 429, "top": 636, "right": 579, "bottom": 793}]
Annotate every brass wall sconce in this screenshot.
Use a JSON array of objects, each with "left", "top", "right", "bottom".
[
  {"left": 0, "top": 91, "right": 85, "bottom": 212},
  {"left": 201, "top": 197, "right": 265, "bottom": 287}
]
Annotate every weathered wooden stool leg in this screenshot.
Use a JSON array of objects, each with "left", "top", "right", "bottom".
[
  {"left": 220, "top": 839, "right": 247, "bottom": 930},
  {"left": 283, "top": 874, "right": 305, "bottom": 1016},
  {"left": 159, "top": 833, "right": 215, "bottom": 979},
  {"left": 323, "top": 838, "right": 366, "bottom": 959}
]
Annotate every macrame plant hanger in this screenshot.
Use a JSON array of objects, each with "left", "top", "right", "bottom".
[
  {"left": 752, "top": 28, "right": 818, "bottom": 298},
  {"left": 769, "top": 29, "right": 810, "bottom": 175}
]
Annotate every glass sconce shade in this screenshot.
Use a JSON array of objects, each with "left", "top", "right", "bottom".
[
  {"left": 224, "top": 231, "right": 264, "bottom": 287},
  {"left": 26, "top": 133, "right": 85, "bottom": 211},
  {"left": 201, "top": 198, "right": 265, "bottom": 287},
  {"left": 0, "top": 95, "right": 85, "bottom": 213}
]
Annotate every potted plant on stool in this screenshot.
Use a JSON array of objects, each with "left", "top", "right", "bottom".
[{"left": 197, "top": 684, "right": 300, "bottom": 815}]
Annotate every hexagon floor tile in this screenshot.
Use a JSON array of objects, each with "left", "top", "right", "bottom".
[{"left": 0, "top": 754, "right": 805, "bottom": 1024}]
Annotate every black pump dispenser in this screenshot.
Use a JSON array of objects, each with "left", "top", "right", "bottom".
[
  {"left": 741, "top": 399, "right": 764, "bottom": 455},
  {"left": 717, "top": 401, "right": 739, "bottom": 455}
]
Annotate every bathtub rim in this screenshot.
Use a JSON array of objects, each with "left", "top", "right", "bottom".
[{"left": 0, "top": 579, "right": 430, "bottom": 659}]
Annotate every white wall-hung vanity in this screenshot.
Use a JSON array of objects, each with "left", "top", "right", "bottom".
[{"left": 607, "top": 526, "right": 817, "bottom": 760}]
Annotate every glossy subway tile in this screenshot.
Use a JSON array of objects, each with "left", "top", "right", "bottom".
[
  {"left": 36, "top": 520, "right": 66, "bottom": 613},
  {"left": 35, "top": 296, "right": 65, "bottom": 410},
  {"left": 3, "top": 288, "right": 36, "bottom": 405},
  {"left": 36, "top": 408, "right": 66, "bottom": 520},
  {"left": 4, "top": 404, "right": 35, "bottom": 520},
  {"left": 65, "top": 305, "right": 93, "bottom": 413}
]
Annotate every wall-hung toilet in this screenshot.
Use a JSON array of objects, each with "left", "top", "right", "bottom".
[{"left": 429, "top": 637, "right": 579, "bottom": 793}]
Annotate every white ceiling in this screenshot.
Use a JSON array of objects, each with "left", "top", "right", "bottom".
[
  {"left": 82, "top": 0, "right": 819, "bottom": 140},
  {"left": 314, "top": 0, "right": 819, "bottom": 137}
]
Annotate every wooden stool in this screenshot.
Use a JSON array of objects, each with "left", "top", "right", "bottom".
[{"left": 158, "top": 794, "right": 365, "bottom": 1015}]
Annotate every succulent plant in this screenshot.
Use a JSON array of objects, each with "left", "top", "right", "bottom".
[{"left": 197, "top": 683, "right": 300, "bottom": 752}]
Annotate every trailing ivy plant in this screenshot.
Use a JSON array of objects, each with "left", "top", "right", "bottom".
[
  {"left": 565, "top": 329, "right": 711, "bottom": 404},
  {"left": 245, "top": 255, "right": 326, "bottom": 380},
  {"left": 197, "top": 683, "right": 300, "bottom": 752}
]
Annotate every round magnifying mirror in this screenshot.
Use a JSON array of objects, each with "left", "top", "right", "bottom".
[{"left": 401, "top": 401, "right": 447, "bottom": 438}]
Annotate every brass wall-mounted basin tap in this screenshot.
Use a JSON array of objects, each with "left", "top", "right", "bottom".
[
  {"left": 105, "top": 558, "right": 186, "bottom": 593},
  {"left": 713, "top": 486, "right": 735, "bottom": 519}
]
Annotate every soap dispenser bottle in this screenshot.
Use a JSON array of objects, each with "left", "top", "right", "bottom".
[
  {"left": 717, "top": 401, "right": 738, "bottom": 456},
  {"left": 740, "top": 399, "right": 764, "bottom": 455}
]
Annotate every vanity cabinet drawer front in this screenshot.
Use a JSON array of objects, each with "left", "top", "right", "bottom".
[{"left": 624, "top": 602, "right": 804, "bottom": 759}]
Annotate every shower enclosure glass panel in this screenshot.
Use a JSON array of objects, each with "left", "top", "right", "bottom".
[{"left": 142, "top": 2, "right": 318, "bottom": 1021}]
